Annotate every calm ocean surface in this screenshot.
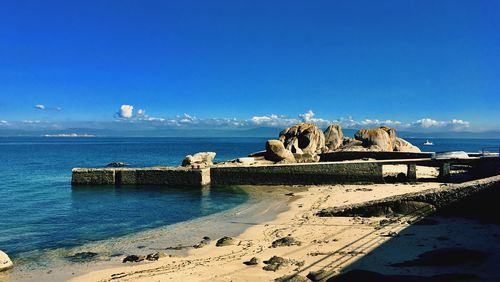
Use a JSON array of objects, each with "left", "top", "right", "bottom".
[{"left": 0, "top": 137, "right": 499, "bottom": 260}]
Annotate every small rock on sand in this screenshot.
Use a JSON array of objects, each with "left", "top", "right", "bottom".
[
  {"left": 272, "top": 236, "right": 302, "bottom": 248},
  {"left": 66, "top": 251, "right": 99, "bottom": 262},
  {"left": 193, "top": 236, "right": 211, "bottom": 248},
  {"left": 243, "top": 257, "right": 260, "bottom": 266},
  {"left": 216, "top": 236, "right": 235, "bottom": 247},
  {"left": 146, "top": 252, "right": 168, "bottom": 261},
  {"left": 275, "top": 274, "right": 312, "bottom": 282}
]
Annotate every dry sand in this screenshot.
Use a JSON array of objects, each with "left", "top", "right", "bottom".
[{"left": 70, "top": 167, "right": 448, "bottom": 282}]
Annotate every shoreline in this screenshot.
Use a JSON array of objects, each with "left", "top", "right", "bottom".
[
  {"left": 5, "top": 185, "right": 296, "bottom": 282},
  {"left": 70, "top": 176, "right": 450, "bottom": 281}
]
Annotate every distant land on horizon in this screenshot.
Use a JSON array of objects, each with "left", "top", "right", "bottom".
[{"left": 1, "top": 127, "right": 500, "bottom": 139}]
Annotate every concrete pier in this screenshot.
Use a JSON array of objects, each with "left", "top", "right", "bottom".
[
  {"left": 71, "top": 156, "right": 499, "bottom": 187},
  {"left": 72, "top": 167, "right": 210, "bottom": 186}
]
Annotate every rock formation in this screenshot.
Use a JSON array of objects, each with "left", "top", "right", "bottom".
[
  {"left": 324, "top": 124, "right": 343, "bottom": 151},
  {"left": 181, "top": 152, "right": 216, "bottom": 167},
  {"left": 354, "top": 127, "right": 394, "bottom": 151},
  {"left": 394, "top": 137, "right": 421, "bottom": 153},
  {"left": 265, "top": 140, "right": 296, "bottom": 163},
  {"left": 0, "top": 250, "right": 13, "bottom": 271},
  {"left": 279, "top": 123, "right": 326, "bottom": 154}
]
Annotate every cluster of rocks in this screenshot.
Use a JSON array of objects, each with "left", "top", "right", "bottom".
[
  {"left": 264, "top": 123, "right": 420, "bottom": 164},
  {"left": 122, "top": 252, "right": 168, "bottom": 263}
]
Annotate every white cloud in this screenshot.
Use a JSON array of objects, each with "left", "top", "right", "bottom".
[
  {"left": 0, "top": 120, "right": 8, "bottom": 126},
  {"left": 35, "top": 104, "right": 45, "bottom": 110},
  {"left": 411, "top": 118, "right": 470, "bottom": 130},
  {"left": 250, "top": 114, "right": 299, "bottom": 127},
  {"left": 22, "top": 120, "right": 42, "bottom": 124},
  {"left": 298, "top": 110, "right": 331, "bottom": 126},
  {"left": 117, "top": 105, "right": 134, "bottom": 118}
]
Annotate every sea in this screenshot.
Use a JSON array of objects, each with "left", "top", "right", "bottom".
[{"left": 0, "top": 137, "right": 499, "bottom": 265}]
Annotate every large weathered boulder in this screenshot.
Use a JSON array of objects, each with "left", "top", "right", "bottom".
[
  {"left": 265, "top": 140, "right": 296, "bottom": 163},
  {"left": 394, "top": 137, "right": 421, "bottom": 153},
  {"left": 324, "top": 124, "right": 343, "bottom": 151},
  {"left": 279, "top": 123, "right": 326, "bottom": 154},
  {"left": 354, "top": 127, "right": 394, "bottom": 151},
  {"left": 0, "top": 250, "right": 13, "bottom": 272},
  {"left": 181, "top": 152, "right": 216, "bottom": 167}
]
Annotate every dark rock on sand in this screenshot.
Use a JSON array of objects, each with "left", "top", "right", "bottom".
[
  {"left": 390, "top": 247, "right": 490, "bottom": 267},
  {"left": 243, "top": 257, "right": 260, "bottom": 266},
  {"left": 193, "top": 236, "right": 211, "bottom": 248},
  {"left": 326, "top": 269, "right": 478, "bottom": 282},
  {"left": 271, "top": 236, "right": 302, "bottom": 248},
  {"left": 215, "top": 236, "right": 235, "bottom": 247},
  {"left": 146, "top": 252, "right": 167, "bottom": 261},
  {"left": 122, "top": 255, "right": 146, "bottom": 263},
  {"left": 66, "top": 251, "right": 98, "bottom": 262},
  {"left": 263, "top": 256, "right": 288, "bottom": 272}
]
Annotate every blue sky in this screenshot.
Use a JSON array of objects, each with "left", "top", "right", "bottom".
[{"left": 1, "top": 0, "right": 499, "bottom": 132}]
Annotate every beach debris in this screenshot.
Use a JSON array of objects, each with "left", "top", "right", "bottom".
[
  {"left": 193, "top": 236, "right": 211, "bottom": 248},
  {"left": 275, "top": 274, "right": 312, "bottom": 282},
  {"left": 243, "top": 257, "right": 260, "bottom": 266},
  {"left": 145, "top": 252, "right": 168, "bottom": 261},
  {"left": 66, "top": 251, "right": 99, "bottom": 262},
  {"left": 0, "top": 250, "right": 13, "bottom": 272},
  {"left": 181, "top": 152, "right": 216, "bottom": 168},
  {"left": 390, "top": 247, "right": 490, "bottom": 267},
  {"left": 215, "top": 236, "right": 235, "bottom": 247},
  {"left": 122, "top": 254, "right": 146, "bottom": 263},
  {"left": 271, "top": 236, "right": 302, "bottom": 248},
  {"left": 107, "top": 162, "right": 127, "bottom": 167},
  {"left": 285, "top": 192, "right": 295, "bottom": 196},
  {"left": 265, "top": 140, "right": 296, "bottom": 163}
]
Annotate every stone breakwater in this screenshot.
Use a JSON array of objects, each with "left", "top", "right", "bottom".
[
  {"left": 72, "top": 161, "right": 386, "bottom": 186},
  {"left": 317, "top": 174, "right": 500, "bottom": 217}
]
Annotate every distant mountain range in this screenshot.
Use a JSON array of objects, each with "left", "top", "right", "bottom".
[{"left": 1, "top": 126, "right": 500, "bottom": 139}]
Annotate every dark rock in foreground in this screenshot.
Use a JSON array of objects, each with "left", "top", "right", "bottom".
[
  {"left": 122, "top": 254, "right": 145, "bottom": 263},
  {"left": 271, "top": 236, "right": 302, "bottom": 248},
  {"left": 243, "top": 257, "right": 260, "bottom": 266},
  {"left": 146, "top": 252, "right": 168, "bottom": 261},
  {"left": 215, "top": 236, "right": 235, "bottom": 247}
]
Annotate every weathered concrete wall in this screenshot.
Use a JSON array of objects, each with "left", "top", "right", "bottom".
[
  {"left": 317, "top": 175, "right": 500, "bottom": 217},
  {"left": 319, "top": 151, "right": 433, "bottom": 162},
  {"left": 211, "top": 162, "right": 384, "bottom": 185},
  {"left": 72, "top": 167, "right": 210, "bottom": 186},
  {"left": 72, "top": 168, "right": 115, "bottom": 185}
]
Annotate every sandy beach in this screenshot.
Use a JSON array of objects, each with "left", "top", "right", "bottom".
[{"left": 67, "top": 166, "right": 490, "bottom": 282}]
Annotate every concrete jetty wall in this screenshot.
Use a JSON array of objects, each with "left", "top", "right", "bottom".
[
  {"left": 211, "top": 162, "right": 384, "bottom": 185},
  {"left": 72, "top": 167, "right": 210, "bottom": 186}
]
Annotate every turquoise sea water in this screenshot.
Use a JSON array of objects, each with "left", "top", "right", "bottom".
[
  {"left": 0, "top": 137, "right": 267, "bottom": 259},
  {"left": 0, "top": 137, "right": 498, "bottom": 261}
]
